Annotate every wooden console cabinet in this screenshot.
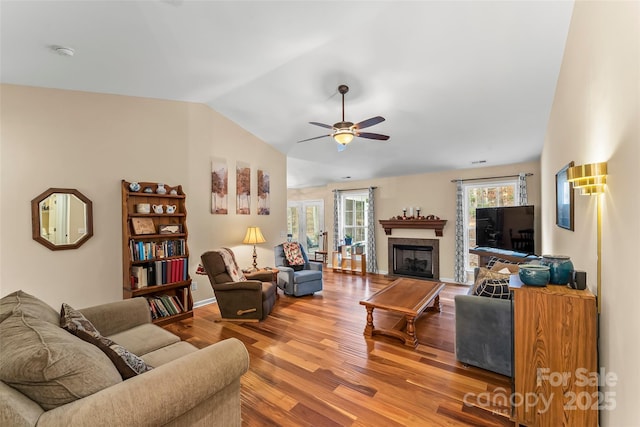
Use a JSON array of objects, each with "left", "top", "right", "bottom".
[{"left": 511, "top": 277, "right": 598, "bottom": 426}]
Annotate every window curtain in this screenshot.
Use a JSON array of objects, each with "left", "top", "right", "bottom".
[
  {"left": 333, "top": 190, "right": 340, "bottom": 251},
  {"left": 454, "top": 180, "right": 466, "bottom": 283},
  {"left": 518, "top": 173, "right": 528, "bottom": 205},
  {"left": 366, "top": 187, "right": 378, "bottom": 273}
]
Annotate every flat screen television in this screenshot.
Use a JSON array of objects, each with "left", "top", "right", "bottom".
[{"left": 475, "top": 205, "right": 535, "bottom": 254}]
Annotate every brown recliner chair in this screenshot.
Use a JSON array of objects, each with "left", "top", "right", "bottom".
[{"left": 200, "top": 250, "right": 277, "bottom": 321}]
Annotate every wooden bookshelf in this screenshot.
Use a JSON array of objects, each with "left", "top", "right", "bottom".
[{"left": 121, "top": 180, "right": 193, "bottom": 324}]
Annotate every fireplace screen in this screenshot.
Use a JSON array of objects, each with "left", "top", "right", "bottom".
[{"left": 393, "top": 245, "right": 433, "bottom": 279}]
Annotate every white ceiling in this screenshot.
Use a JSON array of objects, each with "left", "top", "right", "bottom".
[{"left": 1, "top": 0, "right": 574, "bottom": 188}]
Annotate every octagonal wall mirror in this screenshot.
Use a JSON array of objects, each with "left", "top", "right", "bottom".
[{"left": 31, "top": 188, "right": 93, "bottom": 251}]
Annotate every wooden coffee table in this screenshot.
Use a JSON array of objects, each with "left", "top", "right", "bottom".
[{"left": 359, "top": 277, "right": 446, "bottom": 347}]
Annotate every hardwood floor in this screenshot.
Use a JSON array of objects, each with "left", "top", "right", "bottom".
[{"left": 164, "top": 270, "right": 513, "bottom": 426}]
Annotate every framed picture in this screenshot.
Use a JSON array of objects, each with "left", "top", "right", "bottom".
[
  {"left": 159, "top": 224, "right": 182, "bottom": 234},
  {"left": 211, "top": 158, "right": 228, "bottom": 214},
  {"left": 131, "top": 218, "right": 156, "bottom": 235},
  {"left": 556, "top": 161, "right": 574, "bottom": 231}
]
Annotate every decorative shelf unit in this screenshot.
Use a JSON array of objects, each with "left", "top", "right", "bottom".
[
  {"left": 378, "top": 219, "right": 447, "bottom": 236},
  {"left": 332, "top": 251, "right": 366, "bottom": 275},
  {"left": 121, "top": 180, "right": 193, "bottom": 326}
]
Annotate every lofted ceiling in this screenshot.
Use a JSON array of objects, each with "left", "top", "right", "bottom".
[{"left": 1, "top": 1, "right": 574, "bottom": 188}]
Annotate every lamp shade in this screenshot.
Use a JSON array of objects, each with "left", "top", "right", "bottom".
[
  {"left": 334, "top": 130, "right": 355, "bottom": 145},
  {"left": 567, "top": 162, "right": 608, "bottom": 195},
  {"left": 243, "top": 226, "right": 266, "bottom": 245}
]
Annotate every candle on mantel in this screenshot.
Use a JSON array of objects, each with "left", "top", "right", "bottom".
[{"left": 409, "top": 207, "right": 414, "bottom": 217}]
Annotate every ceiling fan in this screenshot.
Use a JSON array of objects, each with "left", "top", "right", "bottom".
[{"left": 298, "top": 84, "right": 389, "bottom": 151}]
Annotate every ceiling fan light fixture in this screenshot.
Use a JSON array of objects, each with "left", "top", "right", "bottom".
[
  {"left": 298, "top": 84, "right": 388, "bottom": 147},
  {"left": 334, "top": 130, "right": 355, "bottom": 145}
]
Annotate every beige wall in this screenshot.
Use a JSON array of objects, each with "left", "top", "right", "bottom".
[
  {"left": 541, "top": 1, "right": 639, "bottom": 424},
  {"left": 0, "top": 84, "right": 287, "bottom": 309},
  {"left": 289, "top": 160, "right": 541, "bottom": 281}
]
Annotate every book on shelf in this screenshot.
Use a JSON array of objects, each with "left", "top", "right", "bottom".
[
  {"left": 145, "top": 295, "right": 185, "bottom": 319},
  {"left": 131, "top": 266, "right": 147, "bottom": 289},
  {"left": 132, "top": 258, "right": 188, "bottom": 287},
  {"left": 172, "top": 295, "right": 185, "bottom": 312},
  {"left": 130, "top": 239, "right": 186, "bottom": 262},
  {"left": 148, "top": 299, "right": 159, "bottom": 319},
  {"left": 171, "top": 296, "right": 182, "bottom": 314},
  {"left": 151, "top": 297, "right": 170, "bottom": 317},
  {"left": 160, "top": 295, "right": 176, "bottom": 315},
  {"left": 147, "top": 263, "right": 156, "bottom": 286}
]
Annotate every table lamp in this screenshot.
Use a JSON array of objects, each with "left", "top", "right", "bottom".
[{"left": 243, "top": 226, "right": 266, "bottom": 271}]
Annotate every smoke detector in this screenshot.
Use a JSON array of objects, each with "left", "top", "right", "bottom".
[{"left": 51, "top": 46, "right": 75, "bottom": 57}]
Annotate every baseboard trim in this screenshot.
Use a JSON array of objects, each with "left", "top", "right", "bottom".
[{"left": 193, "top": 297, "right": 216, "bottom": 309}]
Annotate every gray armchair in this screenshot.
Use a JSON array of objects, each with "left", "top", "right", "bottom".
[
  {"left": 274, "top": 243, "right": 323, "bottom": 296},
  {"left": 201, "top": 250, "right": 277, "bottom": 321}
]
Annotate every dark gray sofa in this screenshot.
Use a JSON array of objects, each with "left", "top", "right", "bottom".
[{"left": 454, "top": 287, "right": 513, "bottom": 377}]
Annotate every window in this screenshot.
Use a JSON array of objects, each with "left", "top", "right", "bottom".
[
  {"left": 464, "top": 180, "right": 519, "bottom": 271},
  {"left": 340, "top": 192, "right": 368, "bottom": 245}
]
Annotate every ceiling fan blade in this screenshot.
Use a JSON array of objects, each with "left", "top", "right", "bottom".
[
  {"left": 297, "top": 134, "right": 332, "bottom": 143},
  {"left": 354, "top": 116, "right": 385, "bottom": 130},
  {"left": 309, "top": 121, "right": 334, "bottom": 130},
  {"left": 356, "top": 132, "right": 390, "bottom": 141}
]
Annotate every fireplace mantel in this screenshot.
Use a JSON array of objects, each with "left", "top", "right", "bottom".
[{"left": 378, "top": 219, "right": 448, "bottom": 237}]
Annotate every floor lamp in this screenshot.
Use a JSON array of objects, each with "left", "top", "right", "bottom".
[{"left": 243, "top": 226, "right": 266, "bottom": 272}]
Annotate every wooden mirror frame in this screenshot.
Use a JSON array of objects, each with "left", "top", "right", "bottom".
[{"left": 31, "top": 188, "right": 94, "bottom": 251}]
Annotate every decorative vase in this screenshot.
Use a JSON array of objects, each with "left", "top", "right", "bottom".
[
  {"left": 540, "top": 255, "right": 574, "bottom": 285},
  {"left": 344, "top": 237, "right": 353, "bottom": 246},
  {"left": 129, "top": 182, "right": 140, "bottom": 192},
  {"left": 156, "top": 184, "right": 167, "bottom": 195},
  {"left": 518, "top": 264, "right": 550, "bottom": 286}
]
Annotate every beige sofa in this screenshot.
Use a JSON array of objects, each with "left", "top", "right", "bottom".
[{"left": 0, "top": 291, "right": 249, "bottom": 426}]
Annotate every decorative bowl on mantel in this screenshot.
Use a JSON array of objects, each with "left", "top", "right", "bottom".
[{"left": 518, "top": 264, "right": 550, "bottom": 287}]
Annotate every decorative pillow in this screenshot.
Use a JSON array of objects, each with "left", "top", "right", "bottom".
[
  {"left": 60, "top": 303, "right": 152, "bottom": 379},
  {"left": 474, "top": 278, "right": 511, "bottom": 299},
  {"left": 216, "top": 248, "right": 247, "bottom": 282},
  {"left": 282, "top": 242, "right": 305, "bottom": 270},
  {"left": 473, "top": 267, "right": 511, "bottom": 294},
  {"left": 486, "top": 256, "right": 519, "bottom": 269},
  {"left": 0, "top": 311, "right": 122, "bottom": 410},
  {"left": 490, "top": 262, "right": 520, "bottom": 274},
  {"left": 0, "top": 290, "right": 60, "bottom": 325}
]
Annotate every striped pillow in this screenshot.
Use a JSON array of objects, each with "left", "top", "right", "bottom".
[{"left": 486, "top": 256, "right": 518, "bottom": 269}]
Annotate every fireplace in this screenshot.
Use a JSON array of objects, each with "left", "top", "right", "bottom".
[{"left": 387, "top": 238, "right": 439, "bottom": 280}]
